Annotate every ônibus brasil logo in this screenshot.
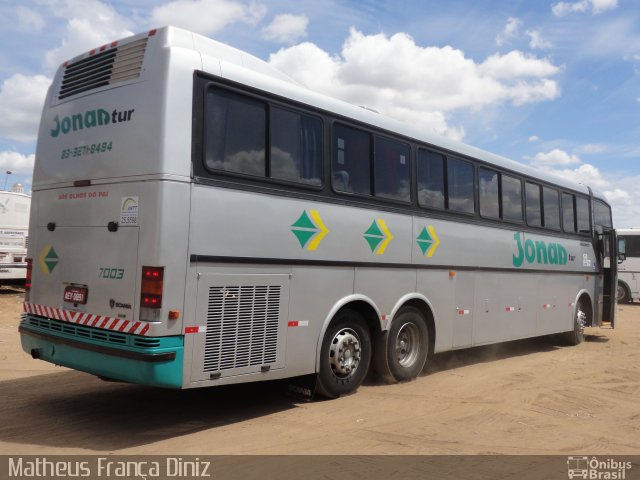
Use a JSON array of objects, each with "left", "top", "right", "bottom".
[{"left": 50, "top": 107, "right": 135, "bottom": 138}]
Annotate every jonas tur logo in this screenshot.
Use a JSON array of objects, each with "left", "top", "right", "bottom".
[{"left": 50, "top": 107, "right": 135, "bottom": 138}]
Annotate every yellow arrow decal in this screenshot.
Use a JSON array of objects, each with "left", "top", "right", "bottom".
[
  {"left": 426, "top": 225, "right": 440, "bottom": 258},
  {"left": 307, "top": 210, "right": 329, "bottom": 251}
]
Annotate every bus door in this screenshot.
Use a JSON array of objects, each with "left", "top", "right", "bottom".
[{"left": 599, "top": 229, "right": 618, "bottom": 327}]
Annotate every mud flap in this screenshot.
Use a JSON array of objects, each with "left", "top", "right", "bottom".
[{"left": 286, "top": 374, "right": 317, "bottom": 401}]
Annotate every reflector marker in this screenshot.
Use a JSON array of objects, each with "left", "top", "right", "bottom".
[
  {"left": 543, "top": 304, "right": 552, "bottom": 309},
  {"left": 457, "top": 309, "right": 470, "bottom": 316},
  {"left": 288, "top": 320, "right": 309, "bottom": 327},
  {"left": 184, "top": 325, "right": 208, "bottom": 334},
  {"left": 505, "top": 307, "right": 516, "bottom": 312}
]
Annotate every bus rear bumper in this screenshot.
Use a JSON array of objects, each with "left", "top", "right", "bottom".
[{"left": 19, "top": 316, "right": 184, "bottom": 389}]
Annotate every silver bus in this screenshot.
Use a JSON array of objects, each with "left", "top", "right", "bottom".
[
  {"left": 617, "top": 228, "right": 640, "bottom": 303},
  {"left": 20, "top": 26, "right": 618, "bottom": 398}
]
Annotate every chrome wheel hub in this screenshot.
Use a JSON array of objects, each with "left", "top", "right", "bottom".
[{"left": 329, "top": 328, "right": 361, "bottom": 377}]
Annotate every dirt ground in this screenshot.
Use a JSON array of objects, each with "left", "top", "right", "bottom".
[{"left": 1, "top": 286, "right": 639, "bottom": 455}]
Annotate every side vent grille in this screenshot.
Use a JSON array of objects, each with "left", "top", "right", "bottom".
[
  {"left": 59, "top": 37, "right": 147, "bottom": 100},
  {"left": 204, "top": 285, "right": 280, "bottom": 372}
]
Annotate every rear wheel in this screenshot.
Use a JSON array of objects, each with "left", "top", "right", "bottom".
[
  {"left": 316, "top": 309, "right": 371, "bottom": 398},
  {"left": 617, "top": 282, "right": 631, "bottom": 304},
  {"left": 373, "top": 306, "right": 430, "bottom": 383}
]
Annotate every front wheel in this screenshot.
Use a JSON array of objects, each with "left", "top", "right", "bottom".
[
  {"left": 617, "top": 282, "right": 631, "bottom": 304},
  {"left": 563, "top": 299, "right": 587, "bottom": 346},
  {"left": 316, "top": 309, "right": 372, "bottom": 398}
]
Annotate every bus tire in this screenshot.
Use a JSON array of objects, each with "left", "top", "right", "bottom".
[
  {"left": 617, "top": 281, "right": 631, "bottom": 304},
  {"left": 386, "top": 306, "right": 429, "bottom": 383},
  {"left": 316, "top": 309, "right": 371, "bottom": 399},
  {"left": 563, "top": 299, "right": 587, "bottom": 346}
]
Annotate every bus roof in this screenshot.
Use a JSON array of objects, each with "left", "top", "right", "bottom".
[{"left": 53, "top": 26, "right": 604, "bottom": 202}]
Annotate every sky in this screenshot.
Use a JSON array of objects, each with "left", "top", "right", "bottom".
[{"left": 0, "top": 0, "right": 638, "bottom": 226}]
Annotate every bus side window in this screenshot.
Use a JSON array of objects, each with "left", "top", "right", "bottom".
[
  {"left": 525, "top": 182, "right": 542, "bottom": 227},
  {"left": 626, "top": 236, "right": 640, "bottom": 257},
  {"left": 576, "top": 196, "right": 590, "bottom": 234},
  {"left": 502, "top": 174, "right": 523, "bottom": 222},
  {"left": 333, "top": 124, "right": 371, "bottom": 195},
  {"left": 374, "top": 136, "right": 411, "bottom": 202},
  {"left": 562, "top": 192, "right": 576, "bottom": 232},
  {"left": 542, "top": 186, "right": 560, "bottom": 230},
  {"left": 594, "top": 199, "right": 613, "bottom": 228},
  {"left": 479, "top": 167, "right": 499, "bottom": 219},
  {"left": 271, "top": 107, "right": 322, "bottom": 186},
  {"left": 417, "top": 149, "right": 445, "bottom": 210},
  {"left": 447, "top": 157, "right": 474, "bottom": 214},
  {"left": 205, "top": 88, "right": 266, "bottom": 177}
]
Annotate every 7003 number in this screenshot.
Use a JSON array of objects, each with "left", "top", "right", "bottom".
[{"left": 99, "top": 267, "right": 124, "bottom": 280}]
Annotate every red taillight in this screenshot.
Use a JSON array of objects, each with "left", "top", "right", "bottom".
[
  {"left": 25, "top": 258, "right": 32, "bottom": 290},
  {"left": 141, "top": 266, "right": 164, "bottom": 309},
  {"left": 25, "top": 258, "right": 32, "bottom": 300}
]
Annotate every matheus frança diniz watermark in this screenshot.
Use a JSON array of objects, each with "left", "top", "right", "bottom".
[{"left": 8, "top": 456, "right": 211, "bottom": 478}]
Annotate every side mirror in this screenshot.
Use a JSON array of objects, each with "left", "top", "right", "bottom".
[{"left": 618, "top": 252, "right": 626, "bottom": 264}]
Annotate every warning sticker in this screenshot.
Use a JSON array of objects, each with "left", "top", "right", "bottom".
[{"left": 120, "top": 196, "right": 139, "bottom": 225}]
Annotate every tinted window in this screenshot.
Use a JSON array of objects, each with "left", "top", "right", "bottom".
[
  {"left": 374, "top": 136, "right": 411, "bottom": 202},
  {"left": 333, "top": 124, "right": 371, "bottom": 195},
  {"left": 562, "top": 193, "right": 576, "bottom": 232},
  {"left": 576, "top": 196, "right": 590, "bottom": 234},
  {"left": 479, "top": 168, "right": 499, "bottom": 218},
  {"left": 543, "top": 187, "right": 560, "bottom": 230},
  {"left": 417, "top": 149, "right": 445, "bottom": 209},
  {"left": 206, "top": 89, "right": 266, "bottom": 176},
  {"left": 525, "top": 182, "right": 541, "bottom": 227},
  {"left": 271, "top": 107, "right": 322, "bottom": 185},
  {"left": 502, "top": 174, "right": 522, "bottom": 222},
  {"left": 623, "top": 236, "right": 640, "bottom": 257},
  {"left": 594, "top": 200, "right": 612, "bottom": 228},
  {"left": 448, "top": 157, "right": 474, "bottom": 214}
]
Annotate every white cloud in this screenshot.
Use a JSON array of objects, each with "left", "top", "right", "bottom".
[
  {"left": 538, "top": 163, "right": 609, "bottom": 188},
  {"left": 575, "top": 143, "right": 607, "bottom": 154},
  {"left": 262, "top": 13, "right": 308, "bottom": 44},
  {"left": 43, "top": 0, "right": 133, "bottom": 72},
  {"left": 528, "top": 135, "right": 540, "bottom": 142},
  {"left": 269, "top": 29, "right": 561, "bottom": 140},
  {"left": 527, "top": 30, "right": 552, "bottom": 49},
  {"left": 552, "top": 0, "right": 618, "bottom": 17},
  {"left": 496, "top": 17, "right": 522, "bottom": 46},
  {"left": 604, "top": 179, "right": 640, "bottom": 227},
  {"left": 0, "top": 151, "right": 35, "bottom": 175},
  {"left": 0, "top": 74, "right": 50, "bottom": 143},
  {"left": 532, "top": 148, "right": 581, "bottom": 166},
  {"left": 479, "top": 51, "right": 560, "bottom": 78},
  {"left": 16, "top": 6, "right": 45, "bottom": 31},
  {"left": 151, "top": 0, "right": 266, "bottom": 36}
]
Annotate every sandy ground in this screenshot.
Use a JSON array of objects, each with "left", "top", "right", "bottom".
[{"left": 1, "top": 286, "right": 639, "bottom": 455}]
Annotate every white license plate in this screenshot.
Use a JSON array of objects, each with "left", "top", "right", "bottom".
[{"left": 64, "top": 286, "right": 88, "bottom": 305}]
